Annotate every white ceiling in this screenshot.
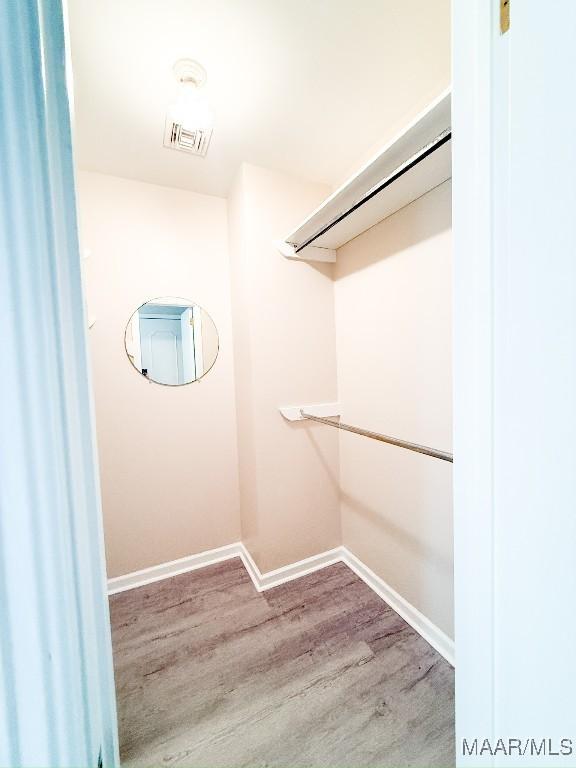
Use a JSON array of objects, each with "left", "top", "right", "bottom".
[{"left": 67, "top": 0, "right": 450, "bottom": 199}]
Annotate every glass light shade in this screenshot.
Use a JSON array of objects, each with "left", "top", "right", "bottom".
[{"left": 168, "top": 86, "right": 214, "bottom": 131}]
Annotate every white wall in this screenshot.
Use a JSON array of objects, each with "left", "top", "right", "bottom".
[
  {"left": 335, "top": 181, "right": 453, "bottom": 637},
  {"left": 77, "top": 171, "right": 240, "bottom": 578},
  {"left": 228, "top": 163, "right": 341, "bottom": 573}
]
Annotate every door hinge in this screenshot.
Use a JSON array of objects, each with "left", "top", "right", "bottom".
[{"left": 500, "top": 0, "right": 510, "bottom": 33}]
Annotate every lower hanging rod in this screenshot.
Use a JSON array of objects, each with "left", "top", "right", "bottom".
[{"left": 300, "top": 410, "right": 453, "bottom": 463}]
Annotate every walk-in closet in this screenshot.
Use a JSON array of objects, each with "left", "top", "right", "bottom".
[{"left": 70, "top": 2, "right": 454, "bottom": 764}]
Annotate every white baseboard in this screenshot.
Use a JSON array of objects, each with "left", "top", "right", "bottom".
[
  {"left": 107, "top": 542, "right": 454, "bottom": 666},
  {"left": 107, "top": 542, "right": 341, "bottom": 596},
  {"left": 107, "top": 542, "right": 244, "bottom": 595},
  {"left": 240, "top": 545, "right": 343, "bottom": 592},
  {"left": 341, "top": 547, "right": 455, "bottom": 667}
]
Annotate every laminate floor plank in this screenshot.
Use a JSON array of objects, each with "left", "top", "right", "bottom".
[{"left": 110, "top": 559, "right": 454, "bottom": 767}]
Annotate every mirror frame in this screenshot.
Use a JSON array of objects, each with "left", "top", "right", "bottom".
[{"left": 123, "top": 296, "right": 220, "bottom": 386}]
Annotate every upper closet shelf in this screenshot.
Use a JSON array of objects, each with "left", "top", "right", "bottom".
[{"left": 277, "top": 88, "right": 451, "bottom": 263}]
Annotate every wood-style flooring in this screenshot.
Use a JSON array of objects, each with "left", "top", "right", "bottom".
[{"left": 110, "top": 558, "right": 454, "bottom": 767}]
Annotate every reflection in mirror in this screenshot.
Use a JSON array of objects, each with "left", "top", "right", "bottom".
[{"left": 124, "top": 297, "right": 219, "bottom": 385}]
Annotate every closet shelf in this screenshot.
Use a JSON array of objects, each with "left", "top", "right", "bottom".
[{"left": 277, "top": 88, "right": 451, "bottom": 263}]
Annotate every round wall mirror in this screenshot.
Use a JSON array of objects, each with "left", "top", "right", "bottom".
[{"left": 124, "top": 297, "right": 219, "bottom": 385}]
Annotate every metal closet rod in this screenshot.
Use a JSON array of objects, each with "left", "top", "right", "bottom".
[
  {"left": 295, "top": 129, "right": 452, "bottom": 254},
  {"left": 300, "top": 410, "right": 453, "bottom": 463}
]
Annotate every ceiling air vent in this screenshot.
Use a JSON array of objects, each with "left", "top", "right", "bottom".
[{"left": 163, "top": 119, "right": 212, "bottom": 157}]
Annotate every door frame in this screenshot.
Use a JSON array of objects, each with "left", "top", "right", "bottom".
[
  {"left": 452, "top": 0, "right": 499, "bottom": 760},
  {"left": 453, "top": 1, "right": 576, "bottom": 765},
  {"left": 0, "top": 2, "right": 119, "bottom": 765}
]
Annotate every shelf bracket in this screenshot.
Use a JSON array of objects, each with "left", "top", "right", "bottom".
[
  {"left": 275, "top": 240, "right": 336, "bottom": 263},
  {"left": 279, "top": 402, "right": 341, "bottom": 422}
]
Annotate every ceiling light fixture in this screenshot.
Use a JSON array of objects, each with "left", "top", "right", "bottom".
[{"left": 163, "top": 59, "right": 214, "bottom": 157}]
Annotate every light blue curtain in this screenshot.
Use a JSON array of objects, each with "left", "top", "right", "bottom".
[{"left": 0, "top": 2, "right": 118, "bottom": 766}]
